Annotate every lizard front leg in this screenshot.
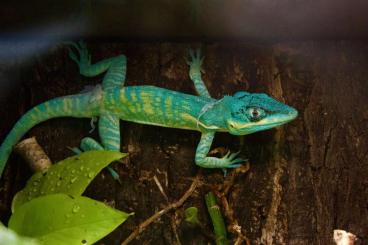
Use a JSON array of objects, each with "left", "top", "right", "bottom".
[
  {"left": 187, "top": 49, "right": 212, "bottom": 98},
  {"left": 195, "top": 131, "right": 245, "bottom": 168},
  {"left": 73, "top": 113, "right": 122, "bottom": 181}
]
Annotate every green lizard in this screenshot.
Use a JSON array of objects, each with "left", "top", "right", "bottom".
[{"left": 0, "top": 42, "right": 298, "bottom": 178}]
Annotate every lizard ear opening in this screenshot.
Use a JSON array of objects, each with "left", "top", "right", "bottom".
[{"left": 233, "top": 91, "right": 250, "bottom": 99}]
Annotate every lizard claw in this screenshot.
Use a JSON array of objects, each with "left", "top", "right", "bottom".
[
  {"left": 189, "top": 49, "right": 195, "bottom": 60},
  {"left": 187, "top": 48, "right": 204, "bottom": 66},
  {"left": 195, "top": 48, "right": 203, "bottom": 62},
  {"left": 223, "top": 150, "right": 231, "bottom": 158},
  {"left": 64, "top": 41, "right": 80, "bottom": 52},
  {"left": 65, "top": 41, "right": 93, "bottom": 76},
  {"left": 67, "top": 146, "right": 82, "bottom": 155},
  {"left": 67, "top": 47, "right": 79, "bottom": 64},
  {"left": 221, "top": 151, "right": 246, "bottom": 168},
  {"left": 187, "top": 48, "right": 205, "bottom": 81},
  {"left": 226, "top": 163, "right": 243, "bottom": 169},
  {"left": 65, "top": 41, "right": 91, "bottom": 67},
  {"left": 69, "top": 149, "right": 122, "bottom": 185},
  {"left": 107, "top": 167, "right": 122, "bottom": 185}
]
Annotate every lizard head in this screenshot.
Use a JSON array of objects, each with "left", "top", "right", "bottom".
[{"left": 224, "top": 91, "right": 298, "bottom": 135}]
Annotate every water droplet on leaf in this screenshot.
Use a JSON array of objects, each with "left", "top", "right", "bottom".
[{"left": 72, "top": 205, "right": 80, "bottom": 213}]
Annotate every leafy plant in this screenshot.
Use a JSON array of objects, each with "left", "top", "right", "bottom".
[
  {"left": 9, "top": 194, "right": 130, "bottom": 245},
  {"left": 184, "top": 207, "right": 200, "bottom": 226},
  {"left": 12, "top": 151, "right": 125, "bottom": 212},
  {"left": 205, "top": 192, "right": 228, "bottom": 245},
  {"left": 9, "top": 150, "right": 131, "bottom": 245}
]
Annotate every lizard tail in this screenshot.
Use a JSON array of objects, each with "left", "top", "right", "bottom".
[{"left": 0, "top": 93, "right": 98, "bottom": 176}]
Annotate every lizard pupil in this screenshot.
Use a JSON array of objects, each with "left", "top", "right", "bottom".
[{"left": 252, "top": 109, "right": 259, "bottom": 118}]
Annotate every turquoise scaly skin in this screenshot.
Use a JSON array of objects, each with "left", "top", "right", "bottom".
[{"left": 0, "top": 42, "right": 298, "bottom": 177}]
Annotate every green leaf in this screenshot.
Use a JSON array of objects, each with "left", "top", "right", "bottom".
[
  {"left": 0, "top": 222, "right": 39, "bottom": 245},
  {"left": 9, "top": 194, "right": 132, "bottom": 245},
  {"left": 184, "top": 207, "right": 200, "bottom": 226},
  {"left": 12, "top": 151, "right": 126, "bottom": 212}
]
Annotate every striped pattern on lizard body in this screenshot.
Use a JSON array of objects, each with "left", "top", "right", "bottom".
[
  {"left": 0, "top": 42, "right": 298, "bottom": 178},
  {"left": 113, "top": 86, "right": 215, "bottom": 130}
]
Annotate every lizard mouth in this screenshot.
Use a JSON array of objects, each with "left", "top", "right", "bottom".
[
  {"left": 228, "top": 109, "right": 298, "bottom": 135},
  {"left": 232, "top": 121, "right": 286, "bottom": 133},
  {"left": 235, "top": 117, "right": 295, "bottom": 130}
]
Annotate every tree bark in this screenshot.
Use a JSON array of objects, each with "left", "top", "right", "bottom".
[{"left": 0, "top": 41, "right": 367, "bottom": 245}]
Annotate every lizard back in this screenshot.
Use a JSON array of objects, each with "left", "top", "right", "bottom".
[{"left": 106, "top": 86, "right": 215, "bottom": 130}]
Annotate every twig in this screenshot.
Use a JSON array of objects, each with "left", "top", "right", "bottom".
[
  {"left": 153, "top": 175, "right": 169, "bottom": 201},
  {"left": 215, "top": 163, "right": 251, "bottom": 245},
  {"left": 170, "top": 211, "right": 182, "bottom": 245},
  {"left": 121, "top": 175, "right": 201, "bottom": 245},
  {"left": 153, "top": 174, "right": 181, "bottom": 245}
]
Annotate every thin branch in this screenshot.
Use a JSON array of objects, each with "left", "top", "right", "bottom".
[
  {"left": 153, "top": 175, "right": 169, "bottom": 201},
  {"left": 121, "top": 174, "right": 201, "bottom": 245},
  {"left": 215, "top": 163, "right": 251, "bottom": 245},
  {"left": 170, "top": 211, "right": 182, "bottom": 245},
  {"left": 153, "top": 174, "right": 181, "bottom": 245}
]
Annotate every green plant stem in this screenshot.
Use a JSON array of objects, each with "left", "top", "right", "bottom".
[{"left": 205, "top": 192, "right": 228, "bottom": 245}]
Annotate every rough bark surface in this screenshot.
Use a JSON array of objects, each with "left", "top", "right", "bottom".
[{"left": 0, "top": 41, "right": 367, "bottom": 245}]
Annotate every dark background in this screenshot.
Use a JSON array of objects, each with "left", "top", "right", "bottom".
[{"left": 0, "top": 1, "right": 368, "bottom": 244}]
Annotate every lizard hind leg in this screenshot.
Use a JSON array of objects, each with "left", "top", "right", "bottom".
[
  {"left": 98, "top": 114, "right": 121, "bottom": 152},
  {"left": 79, "top": 137, "right": 121, "bottom": 182},
  {"left": 80, "top": 137, "right": 104, "bottom": 151},
  {"left": 98, "top": 114, "right": 122, "bottom": 182},
  {"left": 187, "top": 48, "right": 211, "bottom": 98},
  {"left": 66, "top": 41, "right": 127, "bottom": 90}
]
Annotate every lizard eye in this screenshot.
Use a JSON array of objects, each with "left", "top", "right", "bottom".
[{"left": 247, "top": 107, "right": 265, "bottom": 121}]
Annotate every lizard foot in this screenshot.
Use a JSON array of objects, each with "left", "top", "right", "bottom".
[
  {"left": 195, "top": 151, "right": 246, "bottom": 169},
  {"left": 187, "top": 48, "right": 204, "bottom": 80},
  {"left": 67, "top": 138, "right": 122, "bottom": 184},
  {"left": 187, "top": 48, "right": 204, "bottom": 66},
  {"left": 66, "top": 41, "right": 91, "bottom": 71}
]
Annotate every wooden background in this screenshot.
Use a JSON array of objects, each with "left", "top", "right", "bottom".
[{"left": 0, "top": 41, "right": 367, "bottom": 244}]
